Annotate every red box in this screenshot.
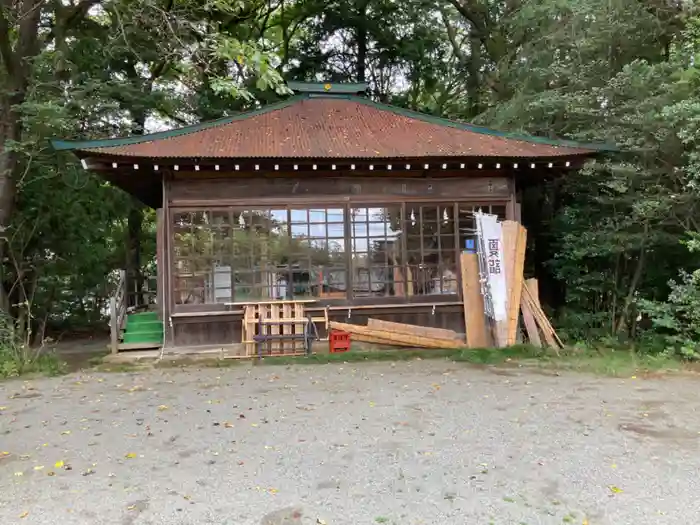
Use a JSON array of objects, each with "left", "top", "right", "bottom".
[{"left": 329, "top": 330, "right": 351, "bottom": 353}]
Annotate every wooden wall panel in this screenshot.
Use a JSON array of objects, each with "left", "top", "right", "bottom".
[
  {"left": 169, "top": 176, "right": 511, "bottom": 205},
  {"left": 171, "top": 305, "right": 464, "bottom": 348},
  {"left": 173, "top": 317, "right": 241, "bottom": 347}
]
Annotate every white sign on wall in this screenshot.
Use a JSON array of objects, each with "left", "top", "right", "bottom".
[{"left": 474, "top": 212, "right": 508, "bottom": 322}]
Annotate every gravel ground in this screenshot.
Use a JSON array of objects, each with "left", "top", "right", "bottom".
[{"left": 1, "top": 360, "right": 699, "bottom": 525}]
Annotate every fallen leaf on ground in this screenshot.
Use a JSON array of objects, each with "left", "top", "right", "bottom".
[
  {"left": 14, "top": 471, "right": 23, "bottom": 476},
  {"left": 127, "top": 505, "right": 136, "bottom": 511},
  {"left": 158, "top": 405, "right": 168, "bottom": 411},
  {"left": 33, "top": 465, "right": 44, "bottom": 471},
  {"left": 125, "top": 453, "right": 137, "bottom": 459},
  {"left": 54, "top": 460, "right": 64, "bottom": 468},
  {"left": 61, "top": 431, "right": 71, "bottom": 435},
  {"left": 369, "top": 401, "right": 376, "bottom": 407},
  {"left": 224, "top": 422, "right": 233, "bottom": 428},
  {"left": 19, "top": 511, "right": 29, "bottom": 519},
  {"left": 609, "top": 485, "right": 623, "bottom": 494},
  {"left": 47, "top": 471, "right": 55, "bottom": 476}
]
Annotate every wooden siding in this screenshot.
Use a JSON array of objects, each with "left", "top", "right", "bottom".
[{"left": 168, "top": 175, "right": 510, "bottom": 206}]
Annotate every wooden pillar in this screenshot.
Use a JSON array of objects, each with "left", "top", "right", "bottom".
[
  {"left": 505, "top": 177, "right": 518, "bottom": 221},
  {"left": 161, "top": 175, "right": 172, "bottom": 348}
]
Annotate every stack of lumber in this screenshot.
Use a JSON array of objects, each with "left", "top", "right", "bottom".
[
  {"left": 329, "top": 318, "right": 465, "bottom": 349},
  {"left": 498, "top": 221, "right": 563, "bottom": 351},
  {"left": 520, "top": 278, "right": 564, "bottom": 352},
  {"left": 460, "top": 219, "right": 563, "bottom": 351}
]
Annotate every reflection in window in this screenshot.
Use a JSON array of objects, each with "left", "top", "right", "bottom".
[
  {"left": 350, "top": 206, "right": 403, "bottom": 297},
  {"left": 457, "top": 204, "right": 506, "bottom": 258},
  {"left": 172, "top": 202, "right": 506, "bottom": 305},
  {"left": 173, "top": 208, "right": 347, "bottom": 304},
  {"left": 404, "top": 204, "right": 458, "bottom": 295}
]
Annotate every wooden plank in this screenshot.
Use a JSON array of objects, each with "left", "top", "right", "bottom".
[
  {"left": 282, "top": 302, "right": 293, "bottom": 353},
  {"left": 110, "top": 297, "right": 118, "bottom": 354},
  {"left": 526, "top": 279, "right": 541, "bottom": 308},
  {"left": 242, "top": 305, "right": 253, "bottom": 356},
  {"left": 348, "top": 333, "right": 416, "bottom": 347},
  {"left": 329, "top": 321, "right": 465, "bottom": 349},
  {"left": 294, "top": 302, "right": 304, "bottom": 354},
  {"left": 506, "top": 225, "right": 527, "bottom": 345},
  {"left": 522, "top": 284, "right": 559, "bottom": 350},
  {"left": 459, "top": 253, "right": 489, "bottom": 348},
  {"left": 367, "top": 318, "right": 462, "bottom": 342},
  {"left": 270, "top": 303, "right": 281, "bottom": 354},
  {"left": 520, "top": 295, "right": 542, "bottom": 348},
  {"left": 524, "top": 279, "right": 562, "bottom": 346},
  {"left": 498, "top": 220, "right": 519, "bottom": 347}
]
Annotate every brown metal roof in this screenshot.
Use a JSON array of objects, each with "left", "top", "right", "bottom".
[{"left": 60, "top": 96, "right": 600, "bottom": 160}]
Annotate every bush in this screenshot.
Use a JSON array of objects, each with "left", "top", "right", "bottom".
[
  {"left": 638, "top": 269, "right": 700, "bottom": 360},
  {"left": 0, "top": 311, "right": 64, "bottom": 378}
]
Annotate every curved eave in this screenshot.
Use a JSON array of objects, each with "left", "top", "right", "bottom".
[{"left": 50, "top": 94, "right": 617, "bottom": 158}]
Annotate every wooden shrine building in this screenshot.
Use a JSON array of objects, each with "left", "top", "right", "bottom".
[{"left": 53, "top": 82, "right": 604, "bottom": 351}]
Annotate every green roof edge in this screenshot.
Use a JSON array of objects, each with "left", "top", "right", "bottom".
[
  {"left": 50, "top": 96, "right": 306, "bottom": 152},
  {"left": 347, "top": 96, "right": 617, "bottom": 152},
  {"left": 51, "top": 91, "right": 616, "bottom": 154}
]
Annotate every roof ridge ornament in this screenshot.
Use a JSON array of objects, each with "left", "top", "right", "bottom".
[{"left": 287, "top": 81, "right": 369, "bottom": 95}]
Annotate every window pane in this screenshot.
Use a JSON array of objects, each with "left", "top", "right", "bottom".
[
  {"left": 350, "top": 206, "right": 403, "bottom": 297},
  {"left": 402, "top": 203, "right": 458, "bottom": 297},
  {"left": 173, "top": 210, "right": 234, "bottom": 304},
  {"left": 172, "top": 202, "right": 501, "bottom": 305}
]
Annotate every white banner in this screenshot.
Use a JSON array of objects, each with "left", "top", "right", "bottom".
[{"left": 475, "top": 212, "right": 508, "bottom": 322}]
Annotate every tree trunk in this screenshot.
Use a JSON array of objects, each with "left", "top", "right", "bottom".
[
  {"left": 126, "top": 203, "right": 144, "bottom": 308},
  {"left": 465, "top": 34, "right": 482, "bottom": 118},
  {"left": 356, "top": 1, "right": 368, "bottom": 83},
  {"left": 0, "top": 96, "right": 23, "bottom": 314},
  {"left": 615, "top": 248, "right": 646, "bottom": 335}
]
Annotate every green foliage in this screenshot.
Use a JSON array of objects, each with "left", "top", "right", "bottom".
[
  {"left": 0, "top": 0, "right": 698, "bottom": 357},
  {"left": 639, "top": 270, "right": 700, "bottom": 360},
  {"left": 0, "top": 311, "right": 64, "bottom": 378}
]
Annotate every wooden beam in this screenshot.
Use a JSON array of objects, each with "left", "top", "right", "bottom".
[
  {"left": 110, "top": 297, "right": 118, "bottom": 354},
  {"left": 367, "top": 318, "right": 462, "bottom": 342},
  {"left": 498, "top": 221, "right": 519, "bottom": 346},
  {"left": 520, "top": 295, "right": 542, "bottom": 347},
  {"left": 522, "top": 280, "right": 562, "bottom": 351},
  {"left": 329, "top": 321, "right": 465, "bottom": 349},
  {"left": 506, "top": 224, "right": 527, "bottom": 345},
  {"left": 460, "top": 252, "right": 489, "bottom": 348}
]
